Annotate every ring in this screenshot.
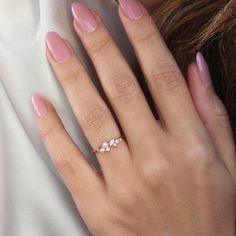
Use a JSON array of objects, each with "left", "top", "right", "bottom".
[{"left": 93, "top": 135, "right": 124, "bottom": 154}]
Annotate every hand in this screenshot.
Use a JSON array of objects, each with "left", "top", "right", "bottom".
[{"left": 32, "top": 0, "right": 236, "bottom": 235}]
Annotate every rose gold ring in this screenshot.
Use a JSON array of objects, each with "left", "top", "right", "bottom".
[{"left": 92, "top": 135, "right": 124, "bottom": 154}]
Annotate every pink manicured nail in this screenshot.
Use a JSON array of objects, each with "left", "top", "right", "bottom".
[
  {"left": 31, "top": 94, "right": 48, "bottom": 117},
  {"left": 46, "top": 32, "right": 71, "bottom": 63},
  {"left": 118, "top": 0, "right": 143, "bottom": 20},
  {"left": 72, "top": 2, "right": 98, "bottom": 32},
  {"left": 196, "top": 52, "right": 212, "bottom": 87}
]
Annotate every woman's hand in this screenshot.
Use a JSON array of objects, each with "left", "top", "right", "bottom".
[{"left": 32, "top": 0, "right": 236, "bottom": 235}]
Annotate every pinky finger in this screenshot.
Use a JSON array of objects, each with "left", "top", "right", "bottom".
[
  {"left": 187, "top": 53, "right": 236, "bottom": 180},
  {"left": 31, "top": 94, "right": 105, "bottom": 203}
]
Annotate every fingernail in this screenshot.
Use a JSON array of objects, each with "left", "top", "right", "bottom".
[
  {"left": 72, "top": 2, "right": 98, "bottom": 33},
  {"left": 31, "top": 94, "right": 48, "bottom": 118},
  {"left": 46, "top": 32, "right": 71, "bottom": 63},
  {"left": 118, "top": 0, "right": 143, "bottom": 20},
  {"left": 196, "top": 52, "right": 212, "bottom": 87}
]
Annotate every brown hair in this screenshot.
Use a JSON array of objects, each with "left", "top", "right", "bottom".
[{"left": 142, "top": 0, "right": 236, "bottom": 142}]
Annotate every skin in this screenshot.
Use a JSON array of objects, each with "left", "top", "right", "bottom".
[{"left": 32, "top": 1, "right": 236, "bottom": 235}]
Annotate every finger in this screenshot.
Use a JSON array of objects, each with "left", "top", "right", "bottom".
[
  {"left": 117, "top": 0, "right": 204, "bottom": 136},
  {"left": 71, "top": 2, "right": 162, "bottom": 151},
  {"left": 31, "top": 94, "right": 105, "bottom": 203},
  {"left": 46, "top": 32, "right": 132, "bottom": 185},
  {"left": 187, "top": 53, "right": 236, "bottom": 180}
]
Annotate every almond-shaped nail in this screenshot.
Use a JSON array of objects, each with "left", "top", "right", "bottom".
[
  {"left": 118, "top": 0, "right": 143, "bottom": 20},
  {"left": 46, "top": 31, "right": 71, "bottom": 63},
  {"left": 31, "top": 94, "right": 48, "bottom": 117},
  {"left": 196, "top": 52, "right": 212, "bottom": 88},
  {"left": 72, "top": 2, "right": 98, "bottom": 33}
]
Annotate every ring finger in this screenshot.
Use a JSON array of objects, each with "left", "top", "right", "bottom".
[{"left": 46, "top": 32, "right": 132, "bottom": 184}]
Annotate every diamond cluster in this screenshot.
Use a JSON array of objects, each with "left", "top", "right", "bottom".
[{"left": 96, "top": 137, "right": 123, "bottom": 153}]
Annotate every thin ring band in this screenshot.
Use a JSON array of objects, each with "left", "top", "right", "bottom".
[{"left": 93, "top": 135, "right": 124, "bottom": 154}]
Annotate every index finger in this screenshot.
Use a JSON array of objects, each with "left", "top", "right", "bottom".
[{"left": 118, "top": 0, "right": 204, "bottom": 135}]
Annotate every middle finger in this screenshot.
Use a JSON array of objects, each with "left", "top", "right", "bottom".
[{"left": 71, "top": 2, "right": 163, "bottom": 150}]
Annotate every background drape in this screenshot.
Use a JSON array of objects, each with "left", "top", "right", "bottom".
[{"left": 0, "top": 0, "right": 134, "bottom": 235}]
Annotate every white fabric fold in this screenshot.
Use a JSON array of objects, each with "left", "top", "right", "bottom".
[{"left": 0, "top": 0, "right": 134, "bottom": 235}]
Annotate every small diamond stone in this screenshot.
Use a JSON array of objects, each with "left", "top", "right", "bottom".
[
  {"left": 94, "top": 136, "right": 123, "bottom": 153},
  {"left": 99, "top": 148, "right": 106, "bottom": 153},
  {"left": 109, "top": 139, "right": 116, "bottom": 146},
  {"left": 102, "top": 142, "right": 109, "bottom": 148},
  {"left": 101, "top": 142, "right": 111, "bottom": 152}
]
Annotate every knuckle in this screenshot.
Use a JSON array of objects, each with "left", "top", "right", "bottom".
[
  {"left": 81, "top": 104, "right": 110, "bottom": 133},
  {"left": 135, "top": 30, "right": 157, "bottom": 45},
  {"left": 140, "top": 159, "right": 171, "bottom": 189},
  {"left": 54, "top": 154, "right": 80, "bottom": 178},
  {"left": 134, "top": 17, "right": 157, "bottom": 45},
  {"left": 150, "top": 64, "right": 183, "bottom": 91},
  {"left": 87, "top": 35, "right": 112, "bottom": 54},
  {"left": 40, "top": 124, "right": 60, "bottom": 140},
  {"left": 60, "top": 65, "right": 83, "bottom": 86},
  {"left": 109, "top": 73, "right": 139, "bottom": 103},
  {"left": 54, "top": 155, "right": 72, "bottom": 173},
  {"left": 185, "top": 144, "right": 214, "bottom": 173},
  {"left": 110, "top": 185, "right": 142, "bottom": 212}
]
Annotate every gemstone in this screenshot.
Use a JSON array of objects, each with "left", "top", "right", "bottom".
[
  {"left": 102, "top": 142, "right": 109, "bottom": 148},
  {"left": 99, "top": 148, "right": 106, "bottom": 153},
  {"left": 109, "top": 139, "right": 116, "bottom": 146},
  {"left": 96, "top": 137, "right": 123, "bottom": 153}
]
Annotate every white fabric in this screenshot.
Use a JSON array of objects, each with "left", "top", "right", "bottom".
[{"left": 0, "top": 0, "right": 135, "bottom": 235}]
